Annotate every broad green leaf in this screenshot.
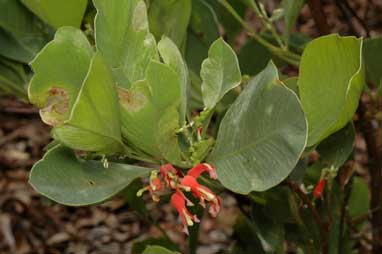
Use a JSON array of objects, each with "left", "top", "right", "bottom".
[
  {"left": 363, "top": 37, "right": 382, "bottom": 86},
  {"left": 282, "top": 0, "right": 305, "bottom": 40},
  {"left": 210, "top": 0, "right": 246, "bottom": 43},
  {"left": 0, "top": 58, "right": 28, "bottom": 99},
  {"left": 0, "top": 0, "right": 51, "bottom": 62},
  {"left": 143, "top": 246, "right": 180, "bottom": 254},
  {"left": 119, "top": 61, "right": 182, "bottom": 164},
  {"left": 20, "top": 0, "right": 87, "bottom": 29},
  {"left": 208, "top": 61, "right": 307, "bottom": 193},
  {"left": 132, "top": 238, "right": 179, "bottom": 254},
  {"left": 0, "top": 28, "right": 35, "bottom": 63},
  {"left": 238, "top": 39, "right": 271, "bottom": 76},
  {"left": 186, "top": 0, "right": 220, "bottom": 111},
  {"left": 299, "top": 34, "right": 364, "bottom": 147},
  {"left": 231, "top": 213, "right": 266, "bottom": 254},
  {"left": 201, "top": 38, "right": 241, "bottom": 109},
  {"left": 348, "top": 177, "right": 370, "bottom": 218},
  {"left": 148, "top": 0, "right": 191, "bottom": 48},
  {"left": 283, "top": 77, "right": 299, "bottom": 95},
  {"left": 317, "top": 123, "right": 355, "bottom": 169},
  {"left": 53, "top": 53, "right": 124, "bottom": 154},
  {"left": 28, "top": 27, "right": 93, "bottom": 125},
  {"left": 29, "top": 145, "right": 151, "bottom": 206},
  {"left": 94, "top": 0, "right": 158, "bottom": 88},
  {"left": 251, "top": 207, "right": 285, "bottom": 253},
  {"left": 158, "top": 36, "right": 189, "bottom": 124},
  {"left": 186, "top": 0, "right": 219, "bottom": 73}
]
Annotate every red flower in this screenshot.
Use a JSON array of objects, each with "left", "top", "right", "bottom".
[
  {"left": 187, "top": 163, "right": 217, "bottom": 179},
  {"left": 313, "top": 178, "right": 326, "bottom": 199},
  {"left": 137, "top": 170, "right": 162, "bottom": 202},
  {"left": 160, "top": 164, "right": 182, "bottom": 189},
  {"left": 171, "top": 190, "right": 200, "bottom": 235},
  {"left": 181, "top": 175, "right": 221, "bottom": 217}
]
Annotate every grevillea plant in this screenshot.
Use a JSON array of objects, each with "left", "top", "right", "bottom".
[{"left": 22, "top": 0, "right": 382, "bottom": 253}]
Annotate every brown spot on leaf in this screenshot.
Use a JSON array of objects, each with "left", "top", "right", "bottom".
[
  {"left": 118, "top": 87, "right": 147, "bottom": 112},
  {"left": 40, "top": 87, "right": 70, "bottom": 126}
]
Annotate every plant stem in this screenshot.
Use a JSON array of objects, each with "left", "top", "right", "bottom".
[
  {"left": 286, "top": 180, "right": 328, "bottom": 254},
  {"left": 217, "top": 0, "right": 300, "bottom": 66},
  {"left": 338, "top": 176, "right": 353, "bottom": 254},
  {"left": 306, "top": 0, "right": 331, "bottom": 35},
  {"left": 247, "top": 0, "right": 286, "bottom": 48},
  {"left": 358, "top": 99, "right": 382, "bottom": 254}
]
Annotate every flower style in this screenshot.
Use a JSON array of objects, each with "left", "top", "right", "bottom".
[{"left": 170, "top": 190, "right": 200, "bottom": 234}]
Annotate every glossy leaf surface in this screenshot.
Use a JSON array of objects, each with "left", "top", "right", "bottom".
[
  {"left": 29, "top": 145, "right": 151, "bottom": 206},
  {"left": 94, "top": 0, "right": 158, "bottom": 88},
  {"left": 53, "top": 53, "right": 124, "bottom": 153},
  {"left": 299, "top": 34, "right": 364, "bottom": 146},
  {"left": 201, "top": 38, "right": 241, "bottom": 109},
  {"left": 209, "top": 62, "right": 307, "bottom": 193},
  {"left": 28, "top": 27, "right": 93, "bottom": 125},
  {"left": 119, "top": 61, "right": 182, "bottom": 164},
  {"left": 148, "top": 0, "right": 191, "bottom": 48},
  {"left": 21, "top": 0, "right": 87, "bottom": 28}
]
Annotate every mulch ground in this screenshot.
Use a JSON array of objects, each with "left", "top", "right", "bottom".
[
  {"left": 0, "top": 99, "right": 239, "bottom": 254},
  {"left": 1, "top": 1, "right": 382, "bottom": 253}
]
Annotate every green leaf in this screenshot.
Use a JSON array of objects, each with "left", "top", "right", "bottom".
[
  {"left": 158, "top": 36, "right": 189, "bottom": 124},
  {"left": 132, "top": 238, "right": 179, "bottom": 254},
  {"left": 363, "top": 37, "right": 382, "bottom": 86},
  {"left": 210, "top": 0, "right": 246, "bottom": 43},
  {"left": 53, "top": 53, "right": 124, "bottom": 154},
  {"left": 281, "top": 0, "right": 305, "bottom": 40},
  {"left": 238, "top": 39, "right": 271, "bottom": 76},
  {"left": 201, "top": 38, "right": 241, "bottom": 109},
  {"left": 29, "top": 27, "right": 93, "bottom": 125},
  {"left": 348, "top": 177, "right": 370, "bottom": 218},
  {"left": 29, "top": 27, "right": 123, "bottom": 153},
  {"left": 94, "top": 0, "right": 158, "bottom": 88},
  {"left": 283, "top": 77, "right": 299, "bottom": 95},
  {"left": 299, "top": 34, "right": 365, "bottom": 147},
  {"left": 251, "top": 207, "right": 285, "bottom": 253},
  {"left": 20, "top": 0, "right": 88, "bottom": 29},
  {"left": 0, "top": 0, "right": 51, "bottom": 62},
  {"left": 0, "top": 28, "right": 35, "bottom": 63},
  {"left": 119, "top": 61, "right": 182, "bottom": 164},
  {"left": 208, "top": 61, "right": 307, "bottom": 193},
  {"left": 0, "top": 58, "right": 28, "bottom": 99},
  {"left": 148, "top": 0, "right": 191, "bottom": 48},
  {"left": 316, "top": 123, "right": 355, "bottom": 169},
  {"left": 142, "top": 246, "right": 180, "bottom": 254},
  {"left": 186, "top": 0, "right": 220, "bottom": 111},
  {"left": 231, "top": 213, "right": 265, "bottom": 254},
  {"left": 29, "top": 145, "right": 151, "bottom": 206},
  {"left": 186, "top": 0, "right": 219, "bottom": 73}
]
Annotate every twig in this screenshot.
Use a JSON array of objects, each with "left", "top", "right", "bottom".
[
  {"left": 306, "top": 0, "right": 331, "bottom": 35},
  {"left": 335, "top": 0, "right": 359, "bottom": 36},
  {"left": 341, "top": 0, "right": 370, "bottom": 37},
  {"left": 286, "top": 180, "right": 328, "bottom": 254},
  {"left": 338, "top": 176, "right": 353, "bottom": 254},
  {"left": 358, "top": 99, "right": 382, "bottom": 254},
  {"left": 217, "top": 0, "right": 301, "bottom": 66}
]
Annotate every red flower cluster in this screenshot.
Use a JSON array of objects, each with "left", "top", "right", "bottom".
[{"left": 137, "top": 163, "right": 220, "bottom": 234}]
